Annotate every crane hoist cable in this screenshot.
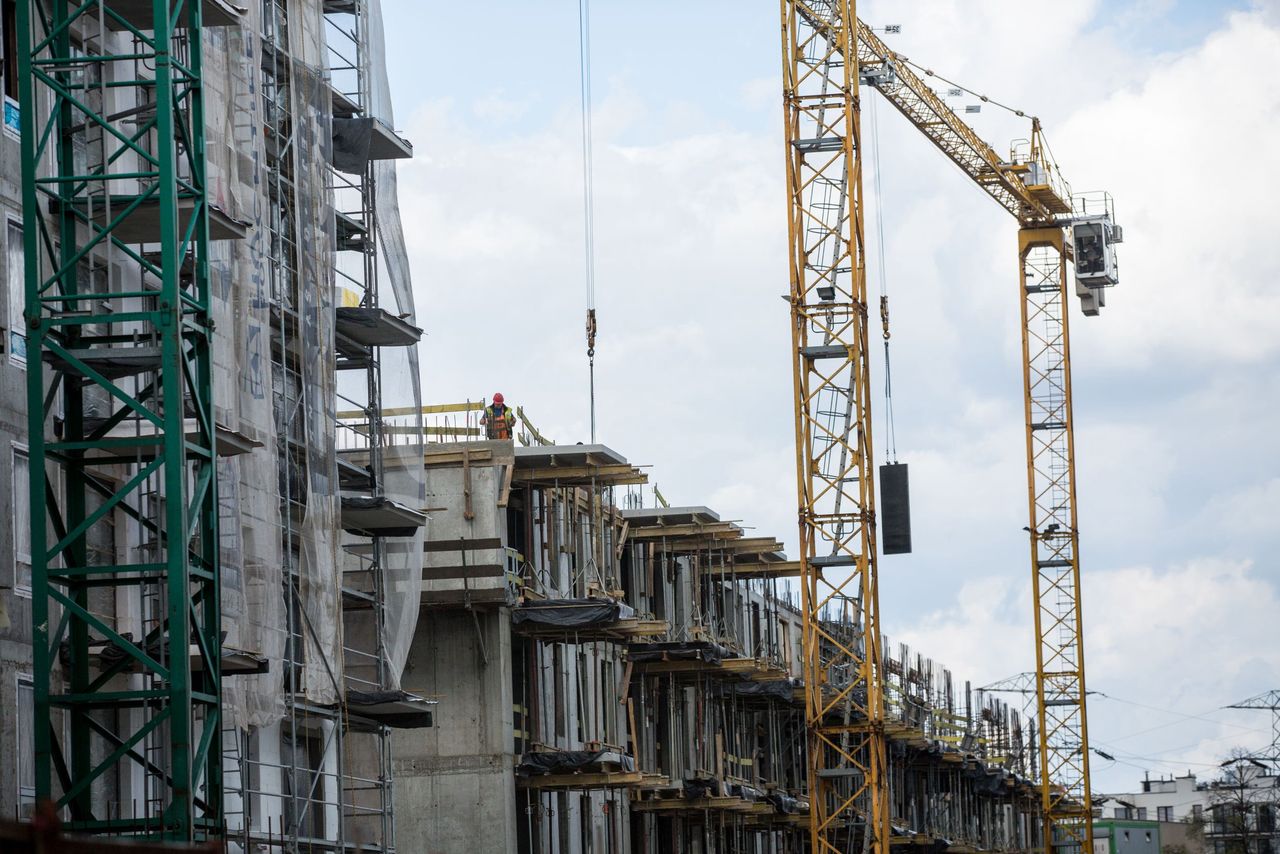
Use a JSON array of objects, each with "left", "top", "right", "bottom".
[
  {"left": 868, "top": 92, "right": 898, "bottom": 463},
  {"left": 578, "top": 0, "right": 599, "bottom": 443}
]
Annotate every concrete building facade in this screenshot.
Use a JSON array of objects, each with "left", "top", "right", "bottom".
[{"left": 392, "top": 437, "right": 1050, "bottom": 854}]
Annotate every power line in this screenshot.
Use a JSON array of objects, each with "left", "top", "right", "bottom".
[{"left": 1095, "top": 693, "right": 1272, "bottom": 745}]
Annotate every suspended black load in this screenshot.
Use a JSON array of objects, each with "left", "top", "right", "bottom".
[{"left": 880, "top": 462, "right": 912, "bottom": 555}]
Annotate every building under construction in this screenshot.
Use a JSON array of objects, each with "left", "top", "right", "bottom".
[
  {"left": 384, "top": 434, "right": 1045, "bottom": 852},
  {"left": 0, "top": 1, "right": 1119, "bottom": 853}
]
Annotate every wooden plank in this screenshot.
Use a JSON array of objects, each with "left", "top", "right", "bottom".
[
  {"left": 634, "top": 774, "right": 674, "bottom": 791},
  {"left": 720, "top": 538, "right": 786, "bottom": 554},
  {"left": 423, "top": 448, "right": 494, "bottom": 467},
  {"left": 513, "top": 463, "right": 644, "bottom": 482},
  {"left": 423, "top": 564, "right": 504, "bottom": 580},
  {"left": 628, "top": 698, "right": 639, "bottom": 764},
  {"left": 627, "top": 522, "right": 742, "bottom": 540},
  {"left": 706, "top": 560, "right": 802, "bottom": 578},
  {"left": 462, "top": 447, "right": 474, "bottom": 521},
  {"left": 618, "top": 660, "right": 634, "bottom": 706},
  {"left": 420, "top": 587, "right": 513, "bottom": 608},
  {"left": 630, "top": 796, "right": 747, "bottom": 813},
  {"left": 613, "top": 520, "right": 630, "bottom": 560},
  {"left": 423, "top": 537, "right": 503, "bottom": 553},
  {"left": 420, "top": 401, "right": 485, "bottom": 414},
  {"left": 516, "top": 770, "right": 643, "bottom": 789},
  {"left": 615, "top": 619, "right": 669, "bottom": 637},
  {"left": 497, "top": 462, "right": 514, "bottom": 508}
]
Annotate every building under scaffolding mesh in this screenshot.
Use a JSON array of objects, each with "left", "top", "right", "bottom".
[{"left": 0, "top": 0, "right": 430, "bottom": 848}]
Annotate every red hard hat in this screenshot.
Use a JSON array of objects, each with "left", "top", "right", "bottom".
[{"left": 492, "top": 392, "right": 504, "bottom": 405}]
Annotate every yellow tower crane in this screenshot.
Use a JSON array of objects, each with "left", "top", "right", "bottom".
[
  {"left": 781, "top": 5, "right": 1121, "bottom": 854},
  {"left": 781, "top": 4, "right": 887, "bottom": 852}
]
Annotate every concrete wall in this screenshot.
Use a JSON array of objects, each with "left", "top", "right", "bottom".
[
  {"left": 0, "top": 112, "right": 33, "bottom": 822},
  {"left": 394, "top": 608, "right": 517, "bottom": 853},
  {"left": 421, "top": 448, "right": 511, "bottom": 605}
]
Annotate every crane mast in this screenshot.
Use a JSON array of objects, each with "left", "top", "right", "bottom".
[
  {"left": 780, "top": 2, "right": 888, "bottom": 853},
  {"left": 855, "top": 21, "right": 1105, "bottom": 854}
]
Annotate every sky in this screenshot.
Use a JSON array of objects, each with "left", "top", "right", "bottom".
[{"left": 377, "top": 0, "right": 1280, "bottom": 794}]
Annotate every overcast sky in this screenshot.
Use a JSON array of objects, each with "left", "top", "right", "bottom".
[{"left": 378, "top": 0, "right": 1280, "bottom": 794}]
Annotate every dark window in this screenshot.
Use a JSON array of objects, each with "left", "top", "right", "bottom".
[
  {"left": 17, "top": 674, "right": 35, "bottom": 818},
  {"left": 553, "top": 644, "right": 566, "bottom": 740},
  {"left": 5, "top": 219, "right": 25, "bottom": 362},
  {"left": 2, "top": 0, "right": 18, "bottom": 101},
  {"left": 556, "top": 791, "right": 569, "bottom": 851},
  {"left": 281, "top": 728, "right": 325, "bottom": 840}
]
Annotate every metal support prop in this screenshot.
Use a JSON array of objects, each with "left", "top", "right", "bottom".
[
  {"left": 781, "top": 1, "right": 888, "bottom": 852},
  {"left": 1019, "top": 227, "right": 1093, "bottom": 854},
  {"left": 19, "top": 0, "right": 222, "bottom": 840}
]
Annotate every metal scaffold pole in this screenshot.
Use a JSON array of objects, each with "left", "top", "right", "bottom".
[{"left": 18, "top": 0, "right": 222, "bottom": 840}]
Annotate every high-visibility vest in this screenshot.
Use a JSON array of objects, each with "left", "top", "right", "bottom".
[{"left": 485, "top": 405, "right": 514, "bottom": 440}]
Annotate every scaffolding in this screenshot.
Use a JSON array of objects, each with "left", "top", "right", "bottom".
[
  {"left": 19, "top": 0, "right": 230, "bottom": 840},
  {"left": 14, "top": 0, "right": 424, "bottom": 847},
  {"left": 220, "top": 0, "right": 426, "bottom": 851}
]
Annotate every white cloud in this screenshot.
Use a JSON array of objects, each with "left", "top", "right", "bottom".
[
  {"left": 1198, "top": 477, "right": 1280, "bottom": 539},
  {"left": 898, "top": 560, "right": 1280, "bottom": 788},
  {"left": 1058, "top": 8, "right": 1280, "bottom": 368}
]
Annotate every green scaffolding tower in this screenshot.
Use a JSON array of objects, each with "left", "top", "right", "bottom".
[{"left": 18, "top": 0, "right": 224, "bottom": 840}]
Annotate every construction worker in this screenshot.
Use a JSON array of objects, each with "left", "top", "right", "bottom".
[{"left": 482, "top": 393, "right": 518, "bottom": 440}]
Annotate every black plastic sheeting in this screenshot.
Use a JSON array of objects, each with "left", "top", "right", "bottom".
[
  {"left": 717, "top": 678, "right": 802, "bottom": 704},
  {"left": 44, "top": 347, "right": 163, "bottom": 379},
  {"left": 86, "top": 630, "right": 251, "bottom": 672},
  {"left": 727, "top": 782, "right": 766, "bottom": 802},
  {"left": 331, "top": 117, "right": 375, "bottom": 174},
  {"left": 516, "top": 749, "right": 636, "bottom": 777},
  {"left": 336, "top": 306, "right": 386, "bottom": 332},
  {"left": 682, "top": 777, "right": 723, "bottom": 799},
  {"left": 683, "top": 779, "right": 801, "bottom": 814},
  {"left": 341, "top": 495, "right": 421, "bottom": 537},
  {"left": 346, "top": 690, "right": 434, "bottom": 729},
  {"left": 627, "top": 640, "right": 732, "bottom": 665},
  {"left": 512, "top": 598, "right": 636, "bottom": 629},
  {"left": 767, "top": 792, "right": 800, "bottom": 814},
  {"left": 964, "top": 766, "right": 1008, "bottom": 795}
]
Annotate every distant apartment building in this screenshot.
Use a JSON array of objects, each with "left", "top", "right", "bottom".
[
  {"left": 1105, "top": 774, "right": 1208, "bottom": 823},
  {"left": 1103, "top": 769, "right": 1280, "bottom": 854}
]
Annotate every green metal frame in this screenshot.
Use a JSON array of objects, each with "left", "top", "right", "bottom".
[{"left": 18, "top": 0, "right": 222, "bottom": 840}]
